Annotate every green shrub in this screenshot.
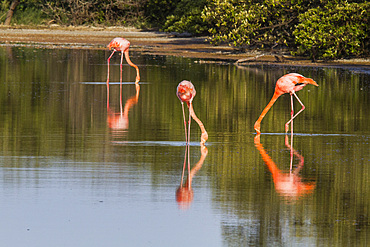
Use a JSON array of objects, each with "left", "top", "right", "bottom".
[
  {"left": 162, "top": 0, "right": 208, "bottom": 34},
  {"left": 293, "top": 2, "right": 369, "bottom": 60},
  {"left": 38, "top": 0, "right": 147, "bottom": 26},
  {"left": 201, "top": 0, "right": 306, "bottom": 49},
  {"left": 12, "top": 6, "right": 45, "bottom": 25},
  {"left": 0, "top": 0, "right": 45, "bottom": 25},
  {"left": 144, "top": 0, "right": 181, "bottom": 27}
]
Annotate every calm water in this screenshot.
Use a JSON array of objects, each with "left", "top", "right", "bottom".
[{"left": 0, "top": 46, "right": 369, "bottom": 246}]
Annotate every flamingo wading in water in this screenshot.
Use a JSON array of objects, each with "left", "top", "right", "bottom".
[
  {"left": 106, "top": 38, "right": 140, "bottom": 107},
  {"left": 254, "top": 73, "right": 318, "bottom": 134},
  {"left": 176, "top": 80, "right": 208, "bottom": 146}
]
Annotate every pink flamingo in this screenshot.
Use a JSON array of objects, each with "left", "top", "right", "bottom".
[
  {"left": 176, "top": 80, "right": 208, "bottom": 146},
  {"left": 254, "top": 73, "right": 318, "bottom": 134},
  {"left": 106, "top": 37, "right": 140, "bottom": 108}
]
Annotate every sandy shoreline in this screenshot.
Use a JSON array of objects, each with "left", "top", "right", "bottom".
[{"left": 1, "top": 26, "right": 369, "bottom": 72}]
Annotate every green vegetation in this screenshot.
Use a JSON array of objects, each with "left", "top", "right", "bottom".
[
  {"left": 202, "top": 0, "right": 369, "bottom": 60},
  {"left": 293, "top": 2, "right": 369, "bottom": 60},
  {"left": 161, "top": 0, "right": 208, "bottom": 35},
  {"left": 1, "top": 0, "right": 369, "bottom": 60}
]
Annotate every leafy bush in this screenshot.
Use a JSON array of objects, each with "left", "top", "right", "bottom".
[
  {"left": 201, "top": 0, "right": 307, "bottom": 49},
  {"left": 0, "top": 0, "right": 46, "bottom": 25},
  {"left": 144, "top": 0, "right": 181, "bottom": 27},
  {"left": 40, "top": 0, "right": 147, "bottom": 26},
  {"left": 12, "top": 6, "right": 45, "bottom": 25},
  {"left": 162, "top": 0, "right": 208, "bottom": 35},
  {"left": 293, "top": 2, "right": 369, "bottom": 60},
  {"left": 0, "top": 0, "right": 10, "bottom": 23}
]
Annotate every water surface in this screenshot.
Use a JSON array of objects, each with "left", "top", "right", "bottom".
[{"left": 0, "top": 46, "right": 369, "bottom": 246}]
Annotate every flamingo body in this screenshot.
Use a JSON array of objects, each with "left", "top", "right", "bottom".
[
  {"left": 107, "top": 37, "right": 130, "bottom": 52},
  {"left": 274, "top": 73, "right": 317, "bottom": 95},
  {"left": 254, "top": 73, "right": 318, "bottom": 134}
]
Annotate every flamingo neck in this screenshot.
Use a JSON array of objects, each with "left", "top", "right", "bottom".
[
  {"left": 188, "top": 103, "right": 208, "bottom": 144},
  {"left": 254, "top": 91, "right": 282, "bottom": 133},
  {"left": 124, "top": 50, "right": 140, "bottom": 83}
]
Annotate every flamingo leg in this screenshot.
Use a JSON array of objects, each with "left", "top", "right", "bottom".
[
  {"left": 179, "top": 101, "right": 189, "bottom": 186},
  {"left": 187, "top": 105, "right": 192, "bottom": 178},
  {"left": 119, "top": 52, "right": 124, "bottom": 114},
  {"left": 285, "top": 92, "right": 305, "bottom": 132},
  {"left": 290, "top": 93, "right": 294, "bottom": 134},
  {"left": 181, "top": 102, "right": 188, "bottom": 144},
  {"left": 106, "top": 50, "right": 116, "bottom": 109},
  {"left": 289, "top": 94, "right": 294, "bottom": 172}
]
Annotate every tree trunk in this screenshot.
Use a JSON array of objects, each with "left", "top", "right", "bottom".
[{"left": 4, "top": 0, "right": 20, "bottom": 25}]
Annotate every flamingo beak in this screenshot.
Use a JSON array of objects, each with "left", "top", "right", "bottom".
[{"left": 308, "top": 79, "right": 319, "bottom": 87}]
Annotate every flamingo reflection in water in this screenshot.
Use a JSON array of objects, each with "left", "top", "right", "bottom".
[
  {"left": 176, "top": 145, "right": 208, "bottom": 210},
  {"left": 254, "top": 134, "right": 316, "bottom": 201},
  {"left": 107, "top": 84, "right": 140, "bottom": 137}
]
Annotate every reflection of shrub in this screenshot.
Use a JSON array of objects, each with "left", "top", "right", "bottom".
[{"left": 293, "top": 2, "right": 369, "bottom": 61}]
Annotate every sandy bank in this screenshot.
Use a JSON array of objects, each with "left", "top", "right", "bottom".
[{"left": 1, "top": 26, "right": 369, "bottom": 72}]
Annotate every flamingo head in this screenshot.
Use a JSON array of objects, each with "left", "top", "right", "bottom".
[{"left": 176, "top": 80, "right": 196, "bottom": 103}]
